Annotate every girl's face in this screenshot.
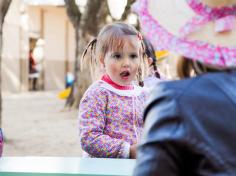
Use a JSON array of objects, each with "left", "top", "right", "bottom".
[{"left": 101, "top": 36, "right": 141, "bottom": 86}]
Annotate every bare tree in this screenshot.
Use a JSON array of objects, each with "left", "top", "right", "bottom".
[
  {"left": 64, "top": 0, "right": 81, "bottom": 109},
  {"left": 64, "top": 0, "right": 109, "bottom": 109},
  {"left": 0, "top": 0, "right": 12, "bottom": 127},
  {"left": 121, "top": 0, "right": 136, "bottom": 20}
]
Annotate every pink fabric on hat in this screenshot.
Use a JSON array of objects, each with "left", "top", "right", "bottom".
[
  {"left": 215, "top": 15, "right": 236, "bottom": 32},
  {"left": 132, "top": 0, "right": 236, "bottom": 68},
  {"left": 180, "top": 0, "right": 236, "bottom": 37},
  {"left": 180, "top": 15, "right": 236, "bottom": 37},
  {"left": 186, "top": 0, "right": 236, "bottom": 18},
  {"left": 179, "top": 15, "right": 209, "bottom": 37}
]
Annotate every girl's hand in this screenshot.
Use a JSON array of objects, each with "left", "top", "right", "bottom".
[{"left": 130, "top": 144, "right": 137, "bottom": 159}]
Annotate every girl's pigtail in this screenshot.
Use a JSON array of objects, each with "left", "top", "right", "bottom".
[
  {"left": 81, "top": 38, "right": 97, "bottom": 81},
  {"left": 81, "top": 38, "right": 97, "bottom": 67},
  {"left": 137, "top": 67, "right": 144, "bottom": 87},
  {"left": 152, "top": 61, "right": 161, "bottom": 78},
  {"left": 138, "top": 42, "right": 149, "bottom": 87}
]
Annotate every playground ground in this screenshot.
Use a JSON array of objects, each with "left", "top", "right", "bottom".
[{"left": 2, "top": 91, "right": 82, "bottom": 157}]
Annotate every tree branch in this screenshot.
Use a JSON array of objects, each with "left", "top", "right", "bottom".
[{"left": 64, "top": 0, "right": 81, "bottom": 28}]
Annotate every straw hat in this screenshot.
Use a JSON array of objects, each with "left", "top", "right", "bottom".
[{"left": 132, "top": 0, "right": 236, "bottom": 68}]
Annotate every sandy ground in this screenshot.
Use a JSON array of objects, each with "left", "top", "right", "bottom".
[{"left": 2, "top": 91, "right": 82, "bottom": 157}]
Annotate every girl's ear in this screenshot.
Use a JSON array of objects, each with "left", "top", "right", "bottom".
[
  {"left": 99, "top": 57, "right": 105, "bottom": 66},
  {"left": 147, "top": 57, "right": 153, "bottom": 66},
  {"left": 99, "top": 59, "right": 106, "bottom": 76}
]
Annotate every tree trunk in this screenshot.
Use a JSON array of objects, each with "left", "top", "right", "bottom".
[
  {"left": 121, "top": 0, "right": 136, "bottom": 20},
  {"left": 64, "top": 0, "right": 81, "bottom": 107},
  {"left": 0, "top": 0, "right": 12, "bottom": 128},
  {"left": 64, "top": 0, "right": 109, "bottom": 109}
]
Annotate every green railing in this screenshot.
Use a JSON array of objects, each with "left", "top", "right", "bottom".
[{"left": 0, "top": 157, "right": 136, "bottom": 176}]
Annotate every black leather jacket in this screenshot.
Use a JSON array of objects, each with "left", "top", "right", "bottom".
[{"left": 134, "top": 70, "right": 236, "bottom": 176}]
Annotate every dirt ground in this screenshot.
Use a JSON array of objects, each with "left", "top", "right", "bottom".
[{"left": 2, "top": 91, "right": 82, "bottom": 157}]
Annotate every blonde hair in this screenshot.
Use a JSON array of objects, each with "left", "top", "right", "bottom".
[
  {"left": 176, "top": 56, "right": 195, "bottom": 79},
  {"left": 81, "top": 22, "right": 147, "bottom": 86}
]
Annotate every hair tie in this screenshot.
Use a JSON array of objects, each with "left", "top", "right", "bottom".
[{"left": 137, "top": 32, "right": 143, "bottom": 40}]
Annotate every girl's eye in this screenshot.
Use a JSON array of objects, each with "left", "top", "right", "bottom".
[
  {"left": 112, "top": 53, "right": 122, "bottom": 59},
  {"left": 130, "top": 54, "right": 138, "bottom": 59}
]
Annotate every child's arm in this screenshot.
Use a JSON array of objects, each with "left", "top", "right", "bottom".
[
  {"left": 79, "top": 88, "right": 130, "bottom": 158},
  {"left": 130, "top": 144, "right": 137, "bottom": 159}
]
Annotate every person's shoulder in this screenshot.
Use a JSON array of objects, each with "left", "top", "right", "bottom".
[
  {"left": 149, "top": 77, "right": 200, "bottom": 101},
  {"left": 143, "top": 77, "right": 201, "bottom": 123},
  {"left": 145, "top": 74, "right": 220, "bottom": 114},
  {"left": 157, "top": 73, "right": 228, "bottom": 99}
]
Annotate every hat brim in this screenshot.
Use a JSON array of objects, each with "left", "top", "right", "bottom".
[{"left": 132, "top": 0, "right": 236, "bottom": 68}]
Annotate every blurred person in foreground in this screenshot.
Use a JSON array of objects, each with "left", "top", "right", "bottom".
[{"left": 132, "top": 0, "right": 236, "bottom": 175}]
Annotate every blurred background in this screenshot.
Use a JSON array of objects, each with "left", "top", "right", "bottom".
[{"left": 0, "top": 0, "right": 176, "bottom": 157}]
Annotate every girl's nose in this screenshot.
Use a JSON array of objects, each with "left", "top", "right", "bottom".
[{"left": 122, "top": 58, "right": 130, "bottom": 67}]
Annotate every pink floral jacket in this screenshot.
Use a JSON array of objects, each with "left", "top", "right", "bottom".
[{"left": 79, "top": 79, "right": 147, "bottom": 158}]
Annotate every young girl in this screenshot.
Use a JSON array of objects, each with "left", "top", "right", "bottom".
[
  {"left": 143, "top": 38, "right": 163, "bottom": 90},
  {"left": 78, "top": 22, "right": 148, "bottom": 159}
]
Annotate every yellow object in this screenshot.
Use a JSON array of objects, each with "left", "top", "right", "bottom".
[
  {"left": 155, "top": 50, "right": 169, "bottom": 62},
  {"left": 58, "top": 87, "right": 71, "bottom": 99}
]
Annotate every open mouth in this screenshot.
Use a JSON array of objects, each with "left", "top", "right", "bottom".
[{"left": 120, "top": 71, "right": 130, "bottom": 80}]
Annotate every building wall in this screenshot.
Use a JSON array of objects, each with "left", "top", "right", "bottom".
[
  {"left": 29, "top": 6, "right": 75, "bottom": 91},
  {"left": 2, "top": 1, "right": 75, "bottom": 93},
  {"left": 2, "top": 0, "right": 22, "bottom": 93},
  {"left": 44, "top": 6, "right": 66, "bottom": 90}
]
